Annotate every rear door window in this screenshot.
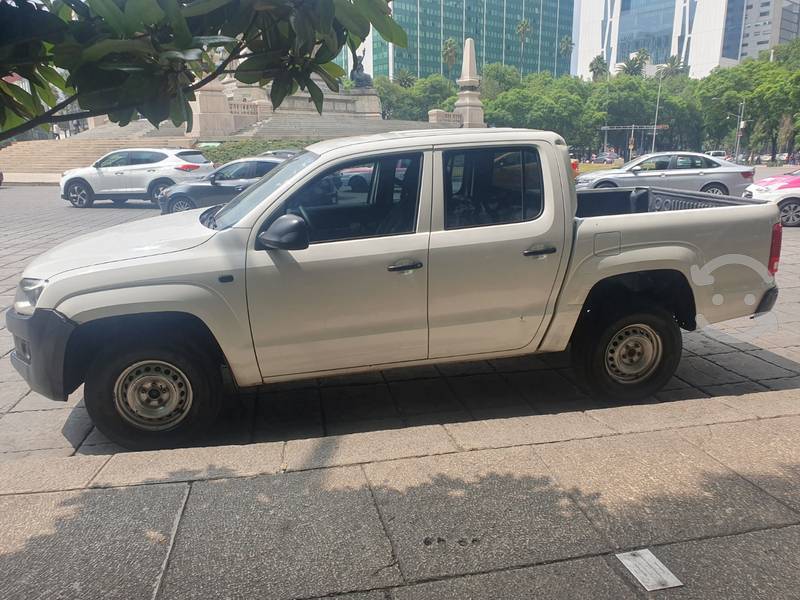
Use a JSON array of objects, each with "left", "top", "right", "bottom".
[
  {"left": 129, "top": 151, "right": 167, "bottom": 165},
  {"left": 674, "top": 155, "right": 704, "bottom": 169},
  {"left": 443, "top": 147, "right": 544, "bottom": 230}
]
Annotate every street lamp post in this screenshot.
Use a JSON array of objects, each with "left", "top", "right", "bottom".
[
  {"left": 651, "top": 69, "right": 665, "bottom": 154},
  {"left": 733, "top": 99, "right": 746, "bottom": 164}
]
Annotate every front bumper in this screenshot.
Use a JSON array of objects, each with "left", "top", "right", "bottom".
[{"left": 5, "top": 308, "right": 76, "bottom": 401}]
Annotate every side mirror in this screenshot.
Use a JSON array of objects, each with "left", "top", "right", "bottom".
[
  {"left": 208, "top": 173, "right": 217, "bottom": 185},
  {"left": 631, "top": 166, "right": 642, "bottom": 173},
  {"left": 257, "top": 214, "right": 309, "bottom": 251}
]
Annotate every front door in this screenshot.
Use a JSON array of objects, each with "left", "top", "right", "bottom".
[
  {"left": 247, "top": 151, "right": 431, "bottom": 377},
  {"left": 427, "top": 145, "right": 566, "bottom": 358},
  {"left": 629, "top": 154, "right": 673, "bottom": 188},
  {"left": 92, "top": 151, "right": 130, "bottom": 193}
]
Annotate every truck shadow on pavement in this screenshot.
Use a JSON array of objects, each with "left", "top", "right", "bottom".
[{"left": 3, "top": 433, "right": 800, "bottom": 599}]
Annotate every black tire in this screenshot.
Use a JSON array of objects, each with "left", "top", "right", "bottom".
[
  {"left": 65, "top": 180, "right": 94, "bottom": 208},
  {"left": 112, "top": 198, "right": 127, "bottom": 206},
  {"left": 779, "top": 199, "right": 800, "bottom": 227},
  {"left": 701, "top": 183, "right": 728, "bottom": 196},
  {"left": 571, "top": 306, "right": 682, "bottom": 403},
  {"left": 84, "top": 343, "right": 222, "bottom": 450},
  {"left": 595, "top": 181, "right": 617, "bottom": 189},
  {"left": 349, "top": 175, "right": 368, "bottom": 193},
  {"left": 169, "top": 196, "right": 196, "bottom": 213},
  {"left": 149, "top": 179, "right": 174, "bottom": 204}
]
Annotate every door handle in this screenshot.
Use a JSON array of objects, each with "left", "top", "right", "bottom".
[
  {"left": 387, "top": 261, "right": 423, "bottom": 272},
  {"left": 523, "top": 247, "right": 557, "bottom": 257},
  {"left": 114, "top": 172, "right": 124, "bottom": 175},
  {"left": 235, "top": 186, "right": 245, "bottom": 192}
]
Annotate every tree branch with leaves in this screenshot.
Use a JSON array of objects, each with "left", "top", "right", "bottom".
[{"left": 0, "top": 0, "right": 407, "bottom": 142}]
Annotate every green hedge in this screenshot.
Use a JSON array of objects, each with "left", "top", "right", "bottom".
[{"left": 200, "top": 139, "right": 319, "bottom": 165}]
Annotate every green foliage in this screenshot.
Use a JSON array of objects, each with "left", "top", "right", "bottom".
[
  {"left": 480, "top": 63, "right": 521, "bottom": 102},
  {"left": 0, "top": 0, "right": 407, "bottom": 141},
  {"left": 201, "top": 139, "right": 318, "bottom": 164},
  {"left": 441, "top": 37, "right": 458, "bottom": 79},
  {"left": 374, "top": 74, "right": 456, "bottom": 120},
  {"left": 588, "top": 54, "right": 609, "bottom": 83},
  {"left": 394, "top": 68, "right": 416, "bottom": 88}
]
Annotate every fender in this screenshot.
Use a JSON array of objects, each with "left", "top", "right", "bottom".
[
  {"left": 55, "top": 283, "right": 262, "bottom": 387},
  {"left": 538, "top": 244, "right": 700, "bottom": 353}
]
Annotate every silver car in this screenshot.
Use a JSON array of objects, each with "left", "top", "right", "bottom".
[{"left": 575, "top": 152, "right": 754, "bottom": 196}]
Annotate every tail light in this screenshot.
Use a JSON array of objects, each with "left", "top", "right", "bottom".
[
  {"left": 741, "top": 170, "right": 754, "bottom": 180},
  {"left": 175, "top": 164, "right": 200, "bottom": 172},
  {"left": 769, "top": 222, "right": 782, "bottom": 275}
]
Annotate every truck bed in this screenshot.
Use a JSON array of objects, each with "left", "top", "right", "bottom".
[{"left": 576, "top": 187, "right": 765, "bottom": 218}]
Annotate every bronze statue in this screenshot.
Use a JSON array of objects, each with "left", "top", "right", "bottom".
[{"left": 349, "top": 50, "right": 373, "bottom": 88}]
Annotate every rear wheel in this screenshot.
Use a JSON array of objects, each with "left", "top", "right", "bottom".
[
  {"left": 779, "top": 199, "right": 800, "bottom": 227},
  {"left": 66, "top": 180, "right": 94, "bottom": 208},
  {"left": 84, "top": 343, "right": 222, "bottom": 450},
  {"left": 149, "top": 179, "right": 174, "bottom": 204},
  {"left": 701, "top": 183, "right": 728, "bottom": 196},
  {"left": 170, "top": 196, "right": 196, "bottom": 213},
  {"left": 572, "top": 306, "right": 681, "bottom": 402}
]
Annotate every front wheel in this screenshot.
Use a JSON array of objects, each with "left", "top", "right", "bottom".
[
  {"left": 84, "top": 344, "right": 222, "bottom": 450},
  {"left": 572, "top": 307, "right": 681, "bottom": 402},
  {"left": 66, "top": 181, "right": 94, "bottom": 208},
  {"left": 779, "top": 199, "right": 800, "bottom": 227},
  {"left": 149, "top": 179, "right": 174, "bottom": 204},
  {"left": 170, "top": 196, "right": 196, "bottom": 213}
]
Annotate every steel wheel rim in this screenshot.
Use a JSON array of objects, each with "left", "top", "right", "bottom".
[
  {"left": 605, "top": 324, "right": 663, "bottom": 384},
  {"left": 68, "top": 184, "right": 88, "bottom": 207},
  {"left": 171, "top": 198, "right": 194, "bottom": 212},
  {"left": 113, "top": 360, "right": 193, "bottom": 431},
  {"left": 780, "top": 202, "right": 800, "bottom": 226}
]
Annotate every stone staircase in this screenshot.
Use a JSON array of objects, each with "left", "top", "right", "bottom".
[
  {"left": 0, "top": 137, "right": 191, "bottom": 174},
  {"left": 239, "top": 110, "right": 454, "bottom": 139}
]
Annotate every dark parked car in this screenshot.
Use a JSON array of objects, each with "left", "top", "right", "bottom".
[{"left": 159, "top": 157, "right": 283, "bottom": 214}]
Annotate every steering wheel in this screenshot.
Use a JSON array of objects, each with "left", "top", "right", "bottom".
[{"left": 298, "top": 205, "right": 313, "bottom": 228}]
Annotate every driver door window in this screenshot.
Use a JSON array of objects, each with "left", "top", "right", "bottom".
[
  {"left": 638, "top": 156, "right": 672, "bottom": 171},
  {"left": 216, "top": 162, "right": 254, "bottom": 181},
  {"left": 275, "top": 153, "right": 422, "bottom": 243},
  {"left": 94, "top": 151, "right": 130, "bottom": 193}
]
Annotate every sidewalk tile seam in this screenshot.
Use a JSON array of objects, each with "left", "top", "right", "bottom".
[
  {"left": 151, "top": 482, "right": 192, "bottom": 600},
  {"left": 360, "top": 464, "right": 407, "bottom": 584},
  {"left": 84, "top": 453, "right": 115, "bottom": 488}
]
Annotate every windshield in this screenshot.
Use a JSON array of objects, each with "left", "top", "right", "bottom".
[{"left": 213, "top": 151, "right": 318, "bottom": 228}]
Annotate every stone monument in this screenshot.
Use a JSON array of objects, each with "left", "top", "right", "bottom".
[{"left": 453, "top": 38, "right": 485, "bottom": 128}]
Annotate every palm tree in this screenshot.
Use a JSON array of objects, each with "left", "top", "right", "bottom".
[
  {"left": 588, "top": 54, "right": 609, "bottom": 82},
  {"left": 394, "top": 68, "right": 416, "bottom": 88},
  {"left": 635, "top": 48, "right": 651, "bottom": 65},
  {"left": 619, "top": 56, "right": 644, "bottom": 77},
  {"left": 516, "top": 19, "right": 530, "bottom": 75},
  {"left": 442, "top": 37, "right": 458, "bottom": 79},
  {"left": 656, "top": 54, "right": 687, "bottom": 78},
  {"left": 557, "top": 35, "right": 574, "bottom": 75}
]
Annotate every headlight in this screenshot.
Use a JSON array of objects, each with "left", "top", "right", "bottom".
[{"left": 13, "top": 278, "right": 47, "bottom": 315}]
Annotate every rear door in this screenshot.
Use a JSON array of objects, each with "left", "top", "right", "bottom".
[
  {"left": 664, "top": 154, "right": 705, "bottom": 190},
  {"left": 126, "top": 150, "right": 168, "bottom": 193},
  {"left": 427, "top": 144, "right": 566, "bottom": 358}
]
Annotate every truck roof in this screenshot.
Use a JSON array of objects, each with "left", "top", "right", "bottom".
[{"left": 306, "top": 128, "right": 566, "bottom": 157}]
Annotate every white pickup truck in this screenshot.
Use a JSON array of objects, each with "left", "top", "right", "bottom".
[{"left": 7, "top": 129, "right": 782, "bottom": 449}]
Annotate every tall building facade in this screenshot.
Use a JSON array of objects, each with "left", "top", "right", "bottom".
[
  {"left": 734, "top": 0, "right": 800, "bottom": 60},
  {"left": 575, "top": 0, "right": 800, "bottom": 79},
  {"left": 368, "top": 0, "right": 575, "bottom": 80},
  {"left": 575, "top": 0, "right": 747, "bottom": 79}
]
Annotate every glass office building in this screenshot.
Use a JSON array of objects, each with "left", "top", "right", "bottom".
[
  {"left": 371, "top": 0, "right": 574, "bottom": 80},
  {"left": 617, "top": 0, "right": 683, "bottom": 64}
]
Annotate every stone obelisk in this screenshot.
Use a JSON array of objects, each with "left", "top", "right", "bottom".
[{"left": 453, "top": 38, "right": 486, "bottom": 128}]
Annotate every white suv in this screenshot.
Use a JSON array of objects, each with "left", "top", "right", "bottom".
[{"left": 60, "top": 148, "right": 213, "bottom": 208}]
